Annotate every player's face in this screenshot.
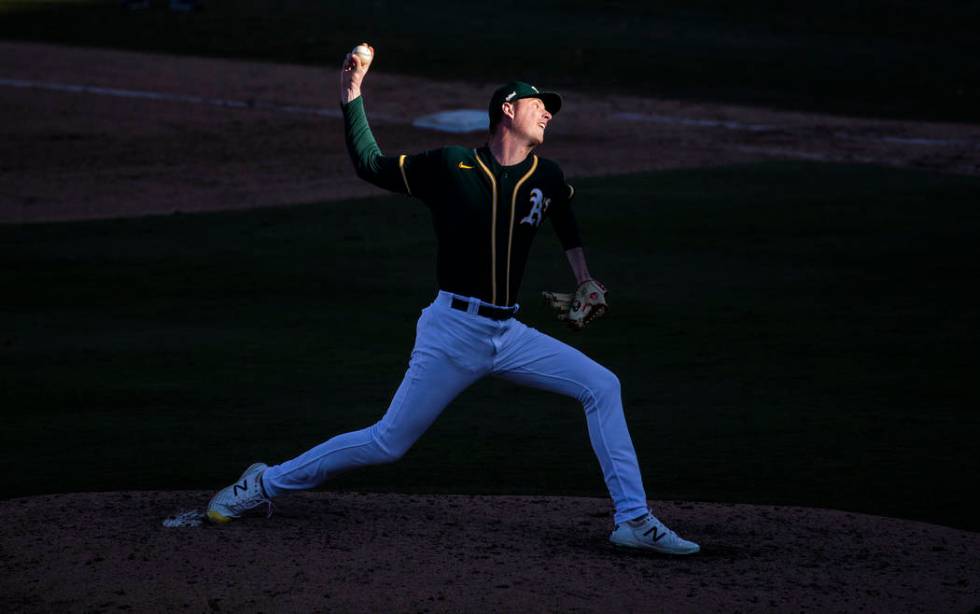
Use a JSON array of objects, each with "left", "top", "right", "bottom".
[{"left": 510, "top": 97, "right": 552, "bottom": 146}]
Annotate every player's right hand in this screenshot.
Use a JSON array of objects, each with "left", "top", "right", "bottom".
[{"left": 340, "top": 44, "right": 373, "bottom": 104}]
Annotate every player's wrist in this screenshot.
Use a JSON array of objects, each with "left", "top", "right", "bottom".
[
  {"left": 341, "top": 88, "right": 362, "bottom": 106},
  {"left": 578, "top": 278, "right": 607, "bottom": 291}
]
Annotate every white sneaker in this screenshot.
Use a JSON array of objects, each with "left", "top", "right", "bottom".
[
  {"left": 609, "top": 512, "right": 700, "bottom": 555},
  {"left": 207, "top": 463, "right": 271, "bottom": 524}
]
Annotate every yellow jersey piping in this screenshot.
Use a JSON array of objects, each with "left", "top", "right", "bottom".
[
  {"left": 506, "top": 155, "right": 538, "bottom": 305},
  {"left": 473, "top": 150, "right": 498, "bottom": 304},
  {"left": 398, "top": 154, "right": 412, "bottom": 196}
]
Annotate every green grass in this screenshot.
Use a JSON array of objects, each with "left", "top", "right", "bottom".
[
  {"left": 1, "top": 162, "right": 978, "bottom": 531},
  {"left": 1, "top": 0, "right": 978, "bottom": 122}
]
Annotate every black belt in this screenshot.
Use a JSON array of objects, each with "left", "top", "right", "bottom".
[{"left": 450, "top": 297, "right": 517, "bottom": 321}]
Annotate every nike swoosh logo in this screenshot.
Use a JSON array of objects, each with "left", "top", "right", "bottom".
[{"left": 458, "top": 162, "right": 474, "bottom": 169}]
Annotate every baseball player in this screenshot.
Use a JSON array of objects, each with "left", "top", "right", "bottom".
[{"left": 207, "top": 45, "right": 700, "bottom": 555}]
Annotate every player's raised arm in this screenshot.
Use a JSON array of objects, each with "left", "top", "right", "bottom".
[{"left": 338, "top": 43, "right": 413, "bottom": 194}]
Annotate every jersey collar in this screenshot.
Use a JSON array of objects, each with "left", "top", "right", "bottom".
[{"left": 477, "top": 145, "right": 534, "bottom": 175}]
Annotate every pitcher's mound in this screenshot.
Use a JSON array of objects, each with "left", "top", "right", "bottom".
[{"left": 1, "top": 491, "right": 977, "bottom": 612}]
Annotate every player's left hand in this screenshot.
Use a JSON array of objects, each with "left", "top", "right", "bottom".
[{"left": 542, "top": 279, "right": 608, "bottom": 331}]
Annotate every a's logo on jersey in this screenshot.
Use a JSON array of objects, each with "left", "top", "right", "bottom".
[
  {"left": 520, "top": 188, "right": 550, "bottom": 227},
  {"left": 457, "top": 162, "right": 474, "bottom": 170}
]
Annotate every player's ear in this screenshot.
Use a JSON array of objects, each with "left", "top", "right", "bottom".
[{"left": 501, "top": 101, "right": 516, "bottom": 120}]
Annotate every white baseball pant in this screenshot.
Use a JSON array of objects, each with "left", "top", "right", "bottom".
[{"left": 262, "top": 290, "right": 650, "bottom": 524}]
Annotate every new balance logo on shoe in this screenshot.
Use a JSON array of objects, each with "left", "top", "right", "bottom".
[
  {"left": 232, "top": 479, "right": 248, "bottom": 497},
  {"left": 643, "top": 525, "right": 666, "bottom": 542}
]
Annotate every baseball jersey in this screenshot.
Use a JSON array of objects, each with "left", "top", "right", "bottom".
[{"left": 343, "top": 96, "right": 582, "bottom": 307}]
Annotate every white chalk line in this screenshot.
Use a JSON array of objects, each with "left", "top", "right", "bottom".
[
  {"left": 615, "top": 111, "right": 979, "bottom": 148},
  {"left": 841, "top": 134, "right": 980, "bottom": 148},
  {"left": 3, "top": 77, "right": 977, "bottom": 147},
  {"left": 729, "top": 145, "right": 898, "bottom": 165},
  {"left": 1, "top": 76, "right": 341, "bottom": 115},
  {"left": 612, "top": 111, "right": 774, "bottom": 132},
  {"left": 0, "top": 77, "right": 400, "bottom": 124}
]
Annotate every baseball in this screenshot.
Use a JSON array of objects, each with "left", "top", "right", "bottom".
[{"left": 352, "top": 43, "right": 374, "bottom": 68}]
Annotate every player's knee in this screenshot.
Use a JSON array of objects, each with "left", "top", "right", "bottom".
[
  {"left": 583, "top": 366, "right": 621, "bottom": 406},
  {"left": 597, "top": 367, "right": 622, "bottom": 399},
  {"left": 369, "top": 427, "right": 411, "bottom": 464},
  {"left": 378, "top": 443, "right": 409, "bottom": 463}
]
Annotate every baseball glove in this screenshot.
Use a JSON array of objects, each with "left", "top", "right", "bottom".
[{"left": 542, "top": 279, "right": 608, "bottom": 331}]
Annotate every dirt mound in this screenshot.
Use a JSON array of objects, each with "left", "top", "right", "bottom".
[{"left": 2, "top": 491, "right": 977, "bottom": 612}]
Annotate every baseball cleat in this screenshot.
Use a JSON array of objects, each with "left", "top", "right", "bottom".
[
  {"left": 609, "top": 512, "right": 700, "bottom": 555},
  {"left": 206, "top": 463, "right": 272, "bottom": 524}
]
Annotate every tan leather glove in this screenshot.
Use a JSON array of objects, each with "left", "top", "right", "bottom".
[{"left": 542, "top": 279, "right": 608, "bottom": 331}]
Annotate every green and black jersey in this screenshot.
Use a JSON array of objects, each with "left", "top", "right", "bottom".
[{"left": 343, "top": 96, "right": 582, "bottom": 307}]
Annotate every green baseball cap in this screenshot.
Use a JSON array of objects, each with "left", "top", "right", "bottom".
[{"left": 488, "top": 81, "right": 563, "bottom": 128}]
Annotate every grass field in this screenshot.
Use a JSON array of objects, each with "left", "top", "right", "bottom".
[
  {"left": 1, "top": 0, "right": 978, "bottom": 122},
  {"left": 1, "top": 162, "right": 977, "bottom": 531}
]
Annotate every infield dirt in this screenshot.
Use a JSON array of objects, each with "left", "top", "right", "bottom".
[{"left": 2, "top": 41, "right": 979, "bottom": 223}]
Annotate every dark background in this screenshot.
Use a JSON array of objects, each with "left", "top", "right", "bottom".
[{"left": 1, "top": 0, "right": 979, "bottom": 122}]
